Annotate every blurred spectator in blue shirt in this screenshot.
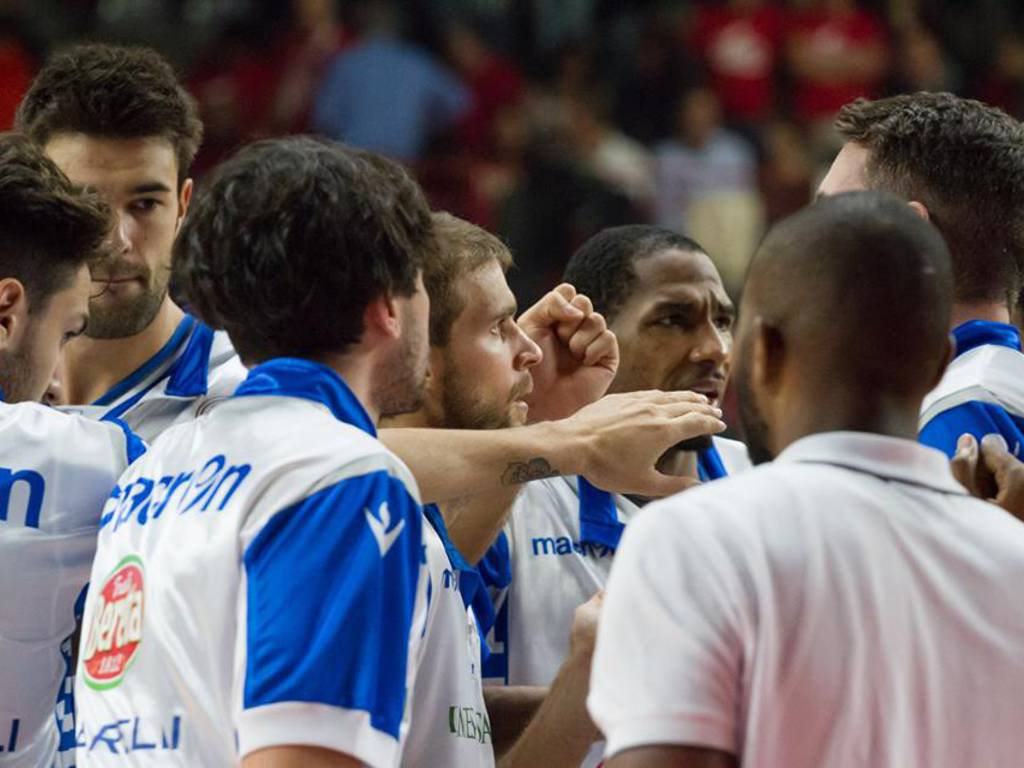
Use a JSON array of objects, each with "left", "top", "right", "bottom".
[{"left": 313, "top": 0, "right": 469, "bottom": 161}]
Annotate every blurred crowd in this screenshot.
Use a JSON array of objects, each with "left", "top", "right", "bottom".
[{"left": 3, "top": 0, "right": 1024, "bottom": 303}]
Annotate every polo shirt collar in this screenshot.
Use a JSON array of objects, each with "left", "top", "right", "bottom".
[
  {"left": 777, "top": 431, "right": 967, "bottom": 496},
  {"left": 234, "top": 357, "right": 376, "bottom": 436}
]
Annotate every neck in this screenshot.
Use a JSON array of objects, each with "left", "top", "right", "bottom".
[
  {"left": 773, "top": 390, "right": 921, "bottom": 456},
  {"left": 950, "top": 300, "right": 1010, "bottom": 329},
  {"left": 62, "top": 298, "right": 185, "bottom": 405},
  {"left": 315, "top": 351, "right": 382, "bottom": 425}
]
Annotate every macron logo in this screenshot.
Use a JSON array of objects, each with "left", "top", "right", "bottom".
[{"left": 365, "top": 501, "right": 406, "bottom": 556}]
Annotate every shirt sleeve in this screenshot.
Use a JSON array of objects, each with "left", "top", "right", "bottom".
[
  {"left": 238, "top": 469, "right": 423, "bottom": 767},
  {"left": 587, "top": 499, "right": 746, "bottom": 760},
  {"left": 919, "top": 400, "right": 1024, "bottom": 458}
]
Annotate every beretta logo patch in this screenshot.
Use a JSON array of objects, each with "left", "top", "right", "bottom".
[{"left": 82, "top": 554, "right": 145, "bottom": 691}]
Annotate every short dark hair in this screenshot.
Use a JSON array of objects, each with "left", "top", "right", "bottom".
[
  {"left": 563, "top": 225, "right": 706, "bottom": 321},
  {"left": 428, "top": 212, "right": 513, "bottom": 346},
  {"left": 174, "top": 137, "right": 433, "bottom": 364},
  {"left": 0, "top": 133, "right": 111, "bottom": 310},
  {"left": 15, "top": 44, "right": 203, "bottom": 186},
  {"left": 835, "top": 93, "right": 1024, "bottom": 308},
  {"left": 752, "top": 191, "right": 952, "bottom": 396}
]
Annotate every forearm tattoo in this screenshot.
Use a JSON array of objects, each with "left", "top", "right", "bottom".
[{"left": 501, "top": 457, "right": 559, "bottom": 486}]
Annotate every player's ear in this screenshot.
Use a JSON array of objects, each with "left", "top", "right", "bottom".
[
  {"left": 364, "top": 292, "right": 402, "bottom": 343},
  {"left": 907, "top": 201, "right": 930, "bottom": 223},
  {"left": 174, "top": 178, "right": 194, "bottom": 236},
  {"left": 0, "top": 278, "right": 28, "bottom": 352},
  {"left": 751, "top": 316, "right": 785, "bottom": 392}
]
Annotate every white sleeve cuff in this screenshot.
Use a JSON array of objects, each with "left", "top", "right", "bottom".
[
  {"left": 238, "top": 701, "right": 400, "bottom": 768},
  {"left": 589, "top": 695, "right": 736, "bottom": 761}
]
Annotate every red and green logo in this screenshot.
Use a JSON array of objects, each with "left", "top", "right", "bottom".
[{"left": 82, "top": 555, "right": 145, "bottom": 691}]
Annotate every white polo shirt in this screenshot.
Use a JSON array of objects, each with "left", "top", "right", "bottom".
[
  {"left": 60, "top": 315, "right": 246, "bottom": 443},
  {"left": 74, "top": 359, "right": 428, "bottom": 768},
  {"left": 589, "top": 431, "right": 1024, "bottom": 767},
  {"left": 0, "top": 402, "right": 141, "bottom": 768},
  {"left": 482, "top": 437, "right": 749, "bottom": 767},
  {"left": 403, "top": 505, "right": 493, "bottom": 767}
]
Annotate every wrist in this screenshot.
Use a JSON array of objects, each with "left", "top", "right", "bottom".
[{"left": 538, "top": 417, "right": 591, "bottom": 478}]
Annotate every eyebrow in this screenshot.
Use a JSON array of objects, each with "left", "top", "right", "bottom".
[
  {"left": 652, "top": 297, "right": 736, "bottom": 317},
  {"left": 489, "top": 303, "right": 516, "bottom": 323},
  {"left": 130, "top": 182, "right": 173, "bottom": 195}
]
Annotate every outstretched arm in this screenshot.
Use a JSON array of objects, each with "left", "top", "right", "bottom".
[{"left": 380, "top": 390, "right": 724, "bottom": 504}]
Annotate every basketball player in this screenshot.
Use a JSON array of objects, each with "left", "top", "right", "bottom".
[
  {"left": 818, "top": 93, "right": 1024, "bottom": 458},
  {"left": 0, "top": 135, "right": 144, "bottom": 768}
]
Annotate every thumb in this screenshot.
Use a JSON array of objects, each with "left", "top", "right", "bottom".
[
  {"left": 950, "top": 433, "right": 978, "bottom": 493},
  {"left": 981, "top": 433, "right": 1016, "bottom": 479}
]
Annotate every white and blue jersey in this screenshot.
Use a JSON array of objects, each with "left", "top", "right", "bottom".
[
  {"left": 74, "top": 358, "right": 428, "bottom": 767},
  {"left": 61, "top": 315, "right": 246, "bottom": 443},
  {"left": 919, "top": 320, "right": 1024, "bottom": 458},
  {"left": 0, "top": 400, "right": 142, "bottom": 768},
  {"left": 403, "top": 505, "right": 493, "bottom": 767},
  {"left": 480, "top": 437, "right": 750, "bottom": 768}
]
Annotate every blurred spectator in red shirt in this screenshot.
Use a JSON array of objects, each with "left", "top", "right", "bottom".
[
  {"left": 565, "top": 88, "right": 655, "bottom": 213},
  {"left": 759, "top": 119, "right": 813, "bottom": 224},
  {"left": 267, "top": 0, "right": 353, "bottom": 134},
  {"left": 690, "top": 0, "right": 784, "bottom": 124},
  {"left": 188, "top": 20, "right": 279, "bottom": 175},
  {"left": 445, "top": 18, "right": 525, "bottom": 158},
  {"left": 786, "top": 0, "right": 888, "bottom": 125}
]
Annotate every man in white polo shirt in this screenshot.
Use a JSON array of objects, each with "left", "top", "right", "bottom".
[
  {"left": 589, "top": 191, "right": 1024, "bottom": 767},
  {"left": 481, "top": 226, "right": 748, "bottom": 766},
  {"left": 0, "top": 135, "right": 144, "bottom": 768}
]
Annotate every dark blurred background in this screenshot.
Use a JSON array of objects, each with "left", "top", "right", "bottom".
[{"left": 2, "top": 0, "right": 1022, "bottom": 304}]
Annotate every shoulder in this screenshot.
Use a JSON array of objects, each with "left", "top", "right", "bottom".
[
  {"left": 216, "top": 396, "right": 421, "bottom": 502},
  {"left": 9, "top": 403, "right": 133, "bottom": 457},
  {"left": 921, "top": 345, "right": 1024, "bottom": 425}
]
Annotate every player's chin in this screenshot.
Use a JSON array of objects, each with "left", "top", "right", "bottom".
[{"left": 509, "top": 400, "right": 529, "bottom": 427}]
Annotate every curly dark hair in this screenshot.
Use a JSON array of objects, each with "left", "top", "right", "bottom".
[
  {"left": 174, "top": 136, "right": 434, "bottom": 364},
  {"left": 15, "top": 43, "right": 202, "bottom": 186},
  {"left": 563, "top": 225, "right": 706, "bottom": 322},
  {"left": 0, "top": 133, "right": 111, "bottom": 310},
  {"left": 835, "top": 93, "right": 1024, "bottom": 308}
]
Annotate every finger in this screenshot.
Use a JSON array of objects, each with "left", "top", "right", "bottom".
[
  {"left": 981, "top": 433, "right": 1017, "bottom": 479},
  {"left": 552, "top": 283, "right": 577, "bottom": 303},
  {"left": 950, "top": 433, "right": 979, "bottom": 495},
  {"left": 610, "top": 389, "right": 710, "bottom": 406},
  {"left": 518, "top": 288, "right": 584, "bottom": 331},
  {"left": 582, "top": 329, "right": 619, "bottom": 369},
  {"left": 567, "top": 314, "right": 609, "bottom": 359},
  {"left": 660, "top": 411, "right": 728, "bottom": 442},
  {"left": 569, "top": 293, "right": 594, "bottom": 316}
]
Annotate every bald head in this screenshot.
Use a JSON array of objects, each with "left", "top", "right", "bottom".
[{"left": 735, "top": 191, "right": 953, "bottom": 462}]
